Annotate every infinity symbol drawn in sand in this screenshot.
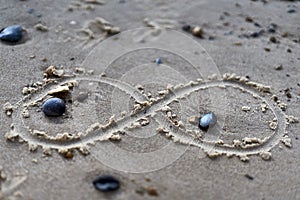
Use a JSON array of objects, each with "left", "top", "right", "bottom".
[
  {"left": 9, "top": 74, "right": 288, "bottom": 167},
  {"left": 6, "top": 28, "right": 295, "bottom": 173}
]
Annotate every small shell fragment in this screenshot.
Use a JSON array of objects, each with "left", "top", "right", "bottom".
[
  {"left": 191, "top": 26, "right": 203, "bottom": 38},
  {"left": 242, "top": 106, "right": 251, "bottom": 112},
  {"left": 260, "top": 152, "right": 272, "bottom": 160},
  {"left": 34, "top": 23, "right": 48, "bottom": 32}
]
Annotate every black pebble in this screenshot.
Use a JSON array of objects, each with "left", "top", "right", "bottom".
[
  {"left": 250, "top": 32, "right": 259, "bottom": 38},
  {"left": 0, "top": 25, "right": 22, "bottom": 42},
  {"left": 42, "top": 98, "right": 66, "bottom": 116},
  {"left": 268, "top": 28, "right": 276, "bottom": 33},
  {"left": 244, "top": 174, "right": 254, "bottom": 180},
  {"left": 287, "top": 9, "right": 296, "bottom": 13},
  {"left": 267, "top": 23, "right": 277, "bottom": 33},
  {"left": 269, "top": 36, "right": 277, "bottom": 43},
  {"left": 250, "top": 30, "right": 264, "bottom": 38},
  {"left": 93, "top": 175, "right": 120, "bottom": 192},
  {"left": 254, "top": 22, "right": 261, "bottom": 27},
  {"left": 182, "top": 24, "right": 191, "bottom": 32}
]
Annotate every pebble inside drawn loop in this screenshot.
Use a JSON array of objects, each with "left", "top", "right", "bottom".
[
  {"left": 42, "top": 98, "right": 66, "bottom": 117},
  {"left": 3, "top": 28, "right": 298, "bottom": 173}
]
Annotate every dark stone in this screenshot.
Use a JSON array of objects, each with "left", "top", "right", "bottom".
[
  {"left": 198, "top": 113, "right": 217, "bottom": 131},
  {"left": 182, "top": 24, "right": 191, "bottom": 32},
  {"left": 223, "top": 12, "right": 230, "bottom": 16},
  {"left": 245, "top": 16, "right": 253, "bottom": 23},
  {"left": 250, "top": 30, "right": 264, "bottom": 38},
  {"left": 245, "top": 174, "right": 254, "bottom": 180},
  {"left": 267, "top": 23, "right": 277, "bottom": 33},
  {"left": 208, "top": 36, "right": 215, "bottom": 40},
  {"left": 93, "top": 175, "right": 120, "bottom": 192},
  {"left": 155, "top": 58, "right": 162, "bottom": 65},
  {"left": 42, "top": 98, "right": 66, "bottom": 116},
  {"left": 287, "top": 9, "right": 296, "bottom": 13},
  {"left": 27, "top": 8, "right": 34, "bottom": 14},
  {"left": 269, "top": 23, "right": 278, "bottom": 29},
  {"left": 268, "top": 28, "right": 276, "bottom": 33},
  {"left": 269, "top": 36, "right": 277, "bottom": 43},
  {"left": 284, "top": 89, "right": 292, "bottom": 98},
  {"left": 0, "top": 25, "right": 22, "bottom": 42},
  {"left": 254, "top": 22, "right": 261, "bottom": 27}
]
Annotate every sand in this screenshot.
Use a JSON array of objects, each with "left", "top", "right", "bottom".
[{"left": 0, "top": 0, "right": 300, "bottom": 199}]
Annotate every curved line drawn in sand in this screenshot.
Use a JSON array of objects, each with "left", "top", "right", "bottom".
[
  {"left": 7, "top": 75, "right": 294, "bottom": 164},
  {"left": 72, "top": 27, "right": 226, "bottom": 172},
  {"left": 4, "top": 28, "right": 298, "bottom": 173}
]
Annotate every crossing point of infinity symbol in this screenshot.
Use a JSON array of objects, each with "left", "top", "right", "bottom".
[{"left": 4, "top": 28, "right": 296, "bottom": 173}]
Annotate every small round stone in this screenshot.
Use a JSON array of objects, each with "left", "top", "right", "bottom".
[
  {"left": 42, "top": 98, "right": 66, "bottom": 117},
  {"left": 155, "top": 58, "right": 162, "bottom": 65},
  {"left": 0, "top": 25, "right": 23, "bottom": 42},
  {"left": 199, "top": 112, "right": 217, "bottom": 131},
  {"left": 93, "top": 175, "right": 120, "bottom": 192},
  {"left": 182, "top": 24, "right": 191, "bottom": 32}
]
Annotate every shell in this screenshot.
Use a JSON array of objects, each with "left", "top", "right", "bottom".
[
  {"left": 0, "top": 25, "right": 22, "bottom": 42},
  {"left": 191, "top": 26, "right": 203, "bottom": 38}
]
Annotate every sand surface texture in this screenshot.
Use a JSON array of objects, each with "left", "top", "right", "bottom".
[{"left": 0, "top": 0, "right": 299, "bottom": 199}]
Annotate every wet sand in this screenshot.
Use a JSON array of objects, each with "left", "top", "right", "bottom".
[{"left": 0, "top": 0, "right": 300, "bottom": 199}]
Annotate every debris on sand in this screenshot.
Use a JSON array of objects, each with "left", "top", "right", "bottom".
[
  {"left": 34, "top": 23, "right": 48, "bottom": 32},
  {"left": 3, "top": 102, "right": 13, "bottom": 116},
  {"left": 44, "top": 65, "right": 64, "bottom": 78},
  {"left": 191, "top": 26, "right": 204, "bottom": 38},
  {"left": 182, "top": 24, "right": 204, "bottom": 38}
]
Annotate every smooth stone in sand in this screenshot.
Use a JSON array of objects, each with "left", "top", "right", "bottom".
[
  {"left": 42, "top": 98, "right": 66, "bottom": 117},
  {"left": 0, "top": 25, "right": 22, "bottom": 42},
  {"left": 93, "top": 175, "right": 120, "bottom": 192},
  {"left": 199, "top": 112, "right": 217, "bottom": 131},
  {"left": 155, "top": 58, "right": 162, "bottom": 65}
]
